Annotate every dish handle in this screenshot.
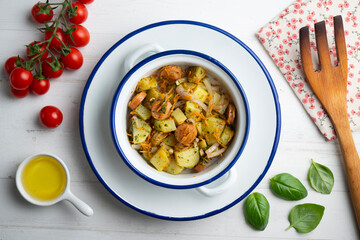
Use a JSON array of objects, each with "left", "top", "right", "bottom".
[
  {"left": 196, "top": 168, "right": 237, "bottom": 197},
  {"left": 63, "top": 190, "right": 94, "bottom": 216},
  {"left": 123, "top": 43, "right": 165, "bottom": 72}
]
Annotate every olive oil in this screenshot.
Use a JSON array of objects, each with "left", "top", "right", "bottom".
[{"left": 22, "top": 155, "right": 67, "bottom": 201}]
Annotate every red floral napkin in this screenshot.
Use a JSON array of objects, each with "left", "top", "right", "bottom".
[{"left": 257, "top": 0, "right": 360, "bottom": 141}]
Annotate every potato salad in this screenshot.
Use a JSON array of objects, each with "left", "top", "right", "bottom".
[{"left": 127, "top": 65, "right": 236, "bottom": 174}]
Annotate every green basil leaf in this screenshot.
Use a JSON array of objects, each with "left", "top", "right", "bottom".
[
  {"left": 244, "top": 192, "right": 270, "bottom": 231},
  {"left": 286, "top": 203, "right": 325, "bottom": 233},
  {"left": 270, "top": 173, "right": 308, "bottom": 200},
  {"left": 308, "top": 159, "right": 334, "bottom": 194}
]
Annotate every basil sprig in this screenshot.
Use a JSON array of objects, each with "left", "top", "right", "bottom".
[
  {"left": 244, "top": 192, "right": 270, "bottom": 231},
  {"left": 308, "top": 159, "right": 334, "bottom": 194},
  {"left": 270, "top": 173, "right": 308, "bottom": 200},
  {"left": 286, "top": 203, "right": 325, "bottom": 233}
]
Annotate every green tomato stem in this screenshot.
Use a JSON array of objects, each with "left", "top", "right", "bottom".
[{"left": 24, "top": 0, "right": 72, "bottom": 68}]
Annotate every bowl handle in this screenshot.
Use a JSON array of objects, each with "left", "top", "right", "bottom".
[
  {"left": 123, "top": 43, "right": 165, "bottom": 72},
  {"left": 196, "top": 168, "right": 237, "bottom": 197}
]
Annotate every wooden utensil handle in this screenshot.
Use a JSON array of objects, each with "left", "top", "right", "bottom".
[{"left": 334, "top": 117, "right": 360, "bottom": 229}]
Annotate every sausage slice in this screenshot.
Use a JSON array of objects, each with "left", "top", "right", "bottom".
[
  {"left": 151, "top": 100, "right": 172, "bottom": 120},
  {"left": 128, "top": 91, "right": 147, "bottom": 110},
  {"left": 175, "top": 123, "right": 197, "bottom": 145},
  {"left": 226, "top": 103, "right": 236, "bottom": 125}
]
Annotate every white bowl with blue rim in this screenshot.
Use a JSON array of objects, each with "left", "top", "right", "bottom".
[{"left": 110, "top": 45, "right": 250, "bottom": 194}]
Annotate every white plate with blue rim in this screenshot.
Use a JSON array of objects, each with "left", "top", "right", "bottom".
[{"left": 79, "top": 20, "right": 281, "bottom": 220}]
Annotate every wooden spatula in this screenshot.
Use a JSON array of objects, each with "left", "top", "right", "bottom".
[{"left": 300, "top": 16, "right": 360, "bottom": 229}]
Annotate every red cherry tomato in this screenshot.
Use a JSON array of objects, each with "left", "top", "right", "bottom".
[
  {"left": 67, "top": 2, "right": 88, "bottom": 24},
  {"left": 4, "top": 56, "right": 24, "bottom": 75},
  {"left": 78, "top": 0, "right": 94, "bottom": 4},
  {"left": 40, "top": 105, "right": 63, "bottom": 128},
  {"left": 61, "top": 47, "right": 83, "bottom": 70},
  {"left": 10, "top": 85, "right": 30, "bottom": 98},
  {"left": 30, "top": 77, "right": 50, "bottom": 95},
  {"left": 44, "top": 28, "right": 66, "bottom": 51},
  {"left": 10, "top": 67, "right": 33, "bottom": 90},
  {"left": 26, "top": 41, "right": 48, "bottom": 61},
  {"left": 31, "top": 2, "right": 53, "bottom": 24},
  {"left": 66, "top": 25, "right": 90, "bottom": 47},
  {"left": 42, "top": 57, "right": 64, "bottom": 79}
]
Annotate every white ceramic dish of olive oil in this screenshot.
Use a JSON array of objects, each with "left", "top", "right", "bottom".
[{"left": 16, "top": 153, "right": 93, "bottom": 216}]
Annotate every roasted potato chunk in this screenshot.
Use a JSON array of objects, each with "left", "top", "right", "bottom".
[
  {"left": 150, "top": 146, "right": 170, "bottom": 171},
  {"left": 188, "top": 66, "right": 206, "bottom": 83},
  {"left": 185, "top": 101, "right": 201, "bottom": 119},
  {"left": 163, "top": 134, "right": 177, "bottom": 147},
  {"left": 198, "top": 139, "right": 207, "bottom": 149},
  {"left": 153, "top": 119, "right": 177, "bottom": 133},
  {"left": 175, "top": 147, "right": 200, "bottom": 168},
  {"left": 192, "top": 85, "right": 209, "bottom": 102},
  {"left": 220, "top": 125, "right": 234, "bottom": 146},
  {"left": 165, "top": 158, "right": 184, "bottom": 175},
  {"left": 204, "top": 117, "right": 226, "bottom": 145},
  {"left": 143, "top": 88, "right": 163, "bottom": 108},
  {"left": 136, "top": 76, "right": 157, "bottom": 92},
  {"left": 134, "top": 104, "right": 151, "bottom": 121},
  {"left": 129, "top": 116, "right": 152, "bottom": 144},
  {"left": 171, "top": 108, "right": 187, "bottom": 125}
]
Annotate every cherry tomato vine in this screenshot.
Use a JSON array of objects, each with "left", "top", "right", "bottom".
[{"left": 4, "top": 0, "right": 92, "bottom": 127}]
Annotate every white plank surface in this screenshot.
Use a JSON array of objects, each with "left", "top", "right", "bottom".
[{"left": 0, "top": 0, "right": 359, "bottom": 239}]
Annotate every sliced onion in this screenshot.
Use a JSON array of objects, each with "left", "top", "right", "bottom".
[
  {"left": 207, "top": 148, "right": 226, "bottom": 158},
  {"left": 207, "top": 98, "right": 215, "bottom": 116},
  {"left": 174, "top": 100, "right": 186, "bottom": 108},
  {"left": 204, "top": 79, "right": 215, "bottom": 116},
  {"left": 187, "top": 118, "right": 195, "bottom": 125},
  {"left": 176, "top": 85, "right": 208, "bottom": 111},
  {"left": 150, "top": 147, "right": 158, "bottom": 153},
  {"left": 214, "top": 95, "right": 229, "bottom": 115},
  {"left": 212, "top": 86, "right": 220, "bottom": 92},
  {"left": 176, "top": 78, "right": 187, "bottom": 85},
  {"left": 133, "top": 116, "right": 141, "bottom": 129},
  {"left": 131, "top": 144, "right": 141, "bottom": 150},
  {"left": 203, "top": 77, "right": 213, "bottom": 98},
  {"left": 191, "top": 98, "right": 208, "bottom": 111},
  {"left": 205, "top": 142, "right": 219, "bottom": 155},
  {"left": 193, "top": 140, "right": 198, "bottom": 149},
  {"left": 166, "top": 146, "right": 174, "bottom": 154},
  {"left": 176, "top": 85, "right": 191, "bottom": 98}
]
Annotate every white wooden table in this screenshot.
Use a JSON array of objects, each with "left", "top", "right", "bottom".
[{"left": 0, "top": 0, "right": 359, "bottom": 239}]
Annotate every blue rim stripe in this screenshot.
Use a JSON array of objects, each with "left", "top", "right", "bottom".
[
  {"left": 79, "top": 20, "right": 281, "bottom": 221},
  {"left": 110, "top": 49, "right": 250, "bottom": 189}
]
